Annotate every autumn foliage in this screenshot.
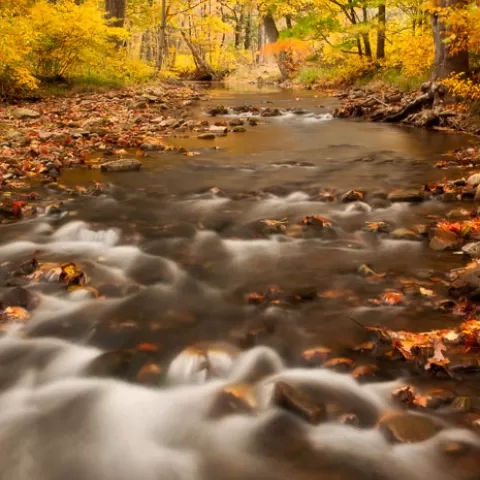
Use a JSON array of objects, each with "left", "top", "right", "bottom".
[{"left": 0, "top": 0, "right": 151, "bottom": 95}]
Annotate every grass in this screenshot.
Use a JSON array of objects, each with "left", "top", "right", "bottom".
[{"left": 294, "top": 63, "right": 430, "bottom": 93}]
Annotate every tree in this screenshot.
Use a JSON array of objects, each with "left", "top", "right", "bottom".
[
  {"left": 105, "top": 0, "right": 126, "bottom": 27},
  {"left": 431, "top": 0, "right": 469, "bottom": 79},
  {"left": 376, "top": 2, "right": 386, "bottom": 59}
]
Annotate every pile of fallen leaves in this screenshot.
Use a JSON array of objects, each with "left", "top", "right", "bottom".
[
  {"left": 0, "top": 84, "right": 204, "bottom": 189},
  {"left": 352, "top": 317, "right": 480, "bottom": 377}
]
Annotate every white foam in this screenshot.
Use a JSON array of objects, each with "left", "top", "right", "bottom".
[{"left": 0, "top": 339, "right": 474, "bottom": 480}]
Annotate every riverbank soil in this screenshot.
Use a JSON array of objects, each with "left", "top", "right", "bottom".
[
  {"left": 332, "top": 81, "right": 480, "bottom": 134},
  {"left": 1, "top": 83, "right": 480, "bottom": 478}
]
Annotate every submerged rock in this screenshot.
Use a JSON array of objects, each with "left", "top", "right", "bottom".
[
  {"left": 377, "top": 412, "right": 444, "bottom": 443},
  {"left": 100, "top": 159, "right": 141, "bottom": 172}
]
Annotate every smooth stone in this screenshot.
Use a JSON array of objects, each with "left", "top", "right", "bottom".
[
  {"left": 377, "top": 412, "right": 444, "bottom": 443},
  {"left": 388, "top": 190, "right": 425, "bottom": 203},
  {"left": 198, "top": 133, "right": 216, "bottom": 140},
  {"left": 390, "top": 228, "right": 421, "bottom": 240},
  {"left": 467, "top": 173, "right": 480, "bottom": 186},
  {"left": 462, "top": 242, "right": 480, "bottom": 258},
  {"left": 13, "top": 108, "right": 40, "bottom": 119},
  {"left": 429, "top": 228, "right": 460, "bottom": 251},
  {"left": 272, "top": 381, "right": 326, "bottom": 425},
  {"left": 209, "top": 125, "right": 228, "bottom": 134},
  {"left": 100, "top": 159, "right": 141, "bottom": 172}
]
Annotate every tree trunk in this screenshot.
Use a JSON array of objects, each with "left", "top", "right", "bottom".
[
  {"left": 361, "top": 7, "right": 372, "bottom": 58},
  {"left": 263, "top": 13, "right": 290, "bottom": 79},
  {"left": 286, "top": 15, "right": 293, "bottom": 29},
  {"left": 431, "top": 0, "right": 469, "bottom": 79},
  {"left": 181, "top": 31, "right": 216, "bottom": 80},
  {"left": 376, "top": 3, "right": 386, "bottom": 59},
  {"left": 105, "top": 0, "right": 126, "bottom": 27},
  {"left": 155, "top": 0, "right": 167, "bottom": 70},
  {"left": 257, "top": 23, "right": 264, "bottom": 63},
  {"left": 244, "top": 13, "right": 252, "bottom": 50}
]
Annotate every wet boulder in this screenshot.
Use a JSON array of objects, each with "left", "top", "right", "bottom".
[
  {"left": 207, "top": 105, "right": 229, "bottom": 116},
  {"left": 228, "top": 118, "right": 244, "bottom": 127},
  {"left": 166, "top": 343, "right": 239, "bottom": 385},
  {"left": 209, "top": 125, "right": 228, "bottom": 134},
  {"left": 388, "top": 190, "right": 425, "bottom": 203},
  {"left": 208, "top": 385, "right": 256, "bottom": 418},
  {"left": 197, "top": 133, "right": 216, "bottom": 140},
  {"left": 461, "top": 242, "right": 480, "bottom": 258},
  {"left": 429, "top": 228, "right": 461, "bottom": 251},
  {"left": 272, "top": 381, "right": 326, "bottom": 425},
  {"left": 341, "top": 190, "right": 364, "bottom": 203},
  {"left": 100, "top": 159, "right": 141, "bottom": 172},
  {"left": 261, "top": 108, "right": 282, "bottom": 117},
  {"left": 448, "top": 263, "right": 480, "bottom": 298},
  {"left": 467, "top": 173, "right": 480, "bottom": 186},
  {"left": 297, "top": 215, "right": 338, "bottom": 239},
  {"left": 446, "top": 208, "right": 471, "bottom": 221},
  {"left": 390, "top": 228, "right": 421, "bottom": 241}
]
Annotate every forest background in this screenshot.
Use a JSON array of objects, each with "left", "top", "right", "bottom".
[{"left": 1, "top": 0, "right": 480, "bottom": 103}]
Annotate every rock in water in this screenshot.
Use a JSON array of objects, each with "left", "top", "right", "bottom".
[
  {"left": 467, "top": 173, "right": 480, "bottom": 186},
  {"left": 209, "top": 125, "right": 228, "bottom": 134},
  {"left": 100, "top": 159, "right": 141, "bottom": 172},
  {"left": 341, "top": 190, "right": 364, "bottom": 202},
  {"left": 462, "top": 242, "right": 480, "bottom": 258},
  {"left": 272, "top": 381, "right": 326, "bottom": 425},
  {"left": 390, "top": 228, "right": 421, "bottom": 240},
  {"left": 377, "top": 412, "right": 444, "bottom": 443},
  {"left": 388, "top": 190, "right": 425, "bottom": 203},
  {"left": 429, "top": 228, "right": 460, "bottom": 251},
  {"left": 13, "top": 108, "right": 41, "bottom": 119},
  {"left": 198, "top": 133, "right": 216, "bottom": 140}
]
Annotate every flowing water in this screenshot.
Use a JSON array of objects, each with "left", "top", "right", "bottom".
[{"left": 0, "top": 84, "right": 480, "bottom": 479}]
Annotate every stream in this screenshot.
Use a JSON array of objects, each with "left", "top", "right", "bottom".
[{"left": 0, "top": 84, "right": 480, "bottom": 479}]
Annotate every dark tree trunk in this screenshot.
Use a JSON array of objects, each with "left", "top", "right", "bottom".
[
  {"left": 257, "top": 23, "right": 264, "bottom": 63},
  {"left": 263, "top": 13, "right": 290, "bottom": 79},
  {"left": 181, "top": 31, "right": 216, "bottom": 80},
  {"left": 105, "top": 0, "right": 126, "bottom": 27},
  {"left": 244, "top": 13, "right": 252, "bottom": 50},
  {"left": 234, "top": 6, "right": 244, "bottom": 49},
  {"left": 361, "top": 7, "right": 372, "bottom": 58},
  {"left": 431, "top": 0, "right": 469, "bottom": 79},
  {"left": 155, "top": 0, "right": 167, "bottom": 69},
  {"left": 286, "top": 15, "right": 293, "bottom": 29},
  {"left": 376, "top": 3, "right": 386, "bottom": 59}
]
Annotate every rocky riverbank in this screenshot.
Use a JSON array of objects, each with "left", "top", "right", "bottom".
[{"left": 332, "top": 82, "right": 480, "bottom": 134}]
